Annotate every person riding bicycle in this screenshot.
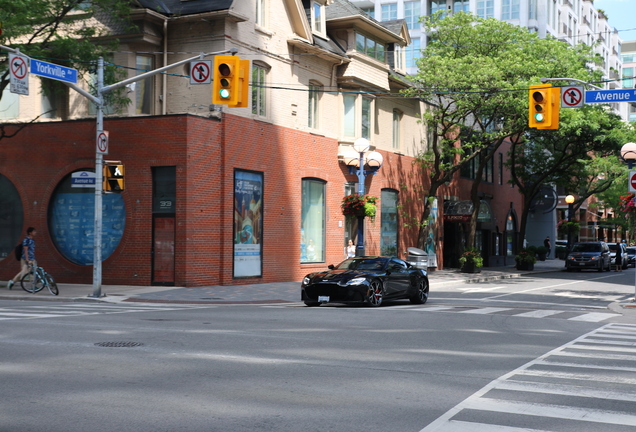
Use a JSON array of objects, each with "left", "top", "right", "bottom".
[{"left": 7, "top": 227, "right": 36, "bottom": 290}]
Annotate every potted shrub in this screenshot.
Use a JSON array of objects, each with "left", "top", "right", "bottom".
[
  {"left": 459, "top": 248, "right": 483, "bottom": 273},
  {"left": 515, "top": 249, "right": 537, "bottom": 270},
  {"left": 536, "top": 245, "right": 548, "bottom": 261}
]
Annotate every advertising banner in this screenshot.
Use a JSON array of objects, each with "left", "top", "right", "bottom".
[{"left": 233, "top": 170, "right": 263, "bottom": 278}]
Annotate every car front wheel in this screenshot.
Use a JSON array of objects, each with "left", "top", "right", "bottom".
[
  {"left": 410, "top": 278, "right": 429, "bottom": 304},
  {"left": 367, "top": 280, "right": 384, "bottom": 307}
]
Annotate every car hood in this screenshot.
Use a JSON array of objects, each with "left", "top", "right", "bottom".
[{"left": 305, "top": 269, "right": 378, "bottom": 284}]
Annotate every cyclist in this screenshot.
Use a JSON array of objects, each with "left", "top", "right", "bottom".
[{"left": 7, "top": 227, "right": 36, "bottom": 290}]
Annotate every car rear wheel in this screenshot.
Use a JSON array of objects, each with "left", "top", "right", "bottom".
[
  {"left": 410, "top": 278, "right": 429, "bottom": 304},
  {"left": 367, "top": 280, "right": 383, "bottom": 307}
]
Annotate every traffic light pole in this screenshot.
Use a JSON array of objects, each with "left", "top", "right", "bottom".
[{"left": 87, "top": 48, "right": 235, "bottom": 298}]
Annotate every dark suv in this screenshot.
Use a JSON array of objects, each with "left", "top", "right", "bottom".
[{"left": 566, "top": 242, "right": 611, "bottom": 272}]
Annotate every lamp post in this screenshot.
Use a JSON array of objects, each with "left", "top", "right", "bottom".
[
  {"left": 565, "top": 195, "right": 575, "bottom": 260},
  {"left": 342, "top": 138, "right": 384, "bottom": 256},
  {"left": 620, "top": 142, "right": 636, "bottom": 301}
]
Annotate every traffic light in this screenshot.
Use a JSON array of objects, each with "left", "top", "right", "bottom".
[
  {"left": 103, "top": 164, "right": 125, "bottom": 193},
  {"left": 229, "top": 59, "right": 250, "bottom": 108},
  {"left": 528, "top": 84, "right": 560, "bottom": 129},
  {"left": 212, "top": 55, "right": 240, "bottom": 105}
]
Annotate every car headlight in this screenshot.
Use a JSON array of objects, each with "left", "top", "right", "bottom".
[
  {"left": 590, "top": 256, "right": 598, "bottom": 260},
  {"left": 567, "top": 256, "right": 575, "bottom": 260},
  {"left": 346, "top": 277, "right": 367, "bottom": 285},
  {"left": 302, "top": 276, "right": 311, "bottom": 286}
]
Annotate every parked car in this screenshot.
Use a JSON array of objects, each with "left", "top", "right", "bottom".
[
  {"left": 608, "top": 242, "right": 629, "bottom": 268},
  {"left": 301, "top": 256, "right": 429, "bottom": 307},
  {"left": 627, "top": 247, "right": 636, "bottom": 268},
  {"left": 566, "top": 242, "right": 611, "bottom": 272}
]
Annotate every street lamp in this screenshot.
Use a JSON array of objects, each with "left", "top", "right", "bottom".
[
  {"left": 565, "top": 194, "right": 575, "bottom": 260},
  {"left": 342, "top": 138, "right": 384, "bottom": 256},
  {"left": 620, "top": 143, "right": 636, "bottom": 301}
]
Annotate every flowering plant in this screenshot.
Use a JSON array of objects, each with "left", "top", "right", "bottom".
[
  {"left": 619, "top": 194, "right": 636, "bottom": 214},
  {"left": 341, "top": 194, "right": 378, "bottom": 219},
  {"left": 515, "top": 249, "right": 537, "bottom": 264},
  {"left": 458, "top": 248, "right": 483, "bottom": 268}
]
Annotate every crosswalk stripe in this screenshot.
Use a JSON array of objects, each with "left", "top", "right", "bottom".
[
  {"left": 497, "top": 379, "right": 636, "bottom": 402},
  {"left": 457, "top": 307, "right": 511, "bottom": 314},
  {"left": 513, "top": 309, "right": 564, "bottom": 318},
  {"left": 569, "top": 312, "right": 622, "bottom": 322},
  {"left": 463, "top": 397, "right": 636, "bottom": 427},
  {"left": 441, "top": 420, "right": 551, "bottom": 432}
]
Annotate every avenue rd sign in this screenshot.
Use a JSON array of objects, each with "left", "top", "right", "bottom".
[{"left": 585, "top": 88, "right": 636, "bottom": 104}]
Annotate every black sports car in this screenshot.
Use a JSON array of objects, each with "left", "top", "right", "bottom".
[{"left": 301, "top": 256, "right": 429, "bottom": 307}]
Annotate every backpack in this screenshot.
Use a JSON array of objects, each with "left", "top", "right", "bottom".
[{"left": 14, "top": 243, "right": 22, "bottom": 261}]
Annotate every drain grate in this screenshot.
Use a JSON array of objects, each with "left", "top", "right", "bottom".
[{"left": 95, "top": 341, "right": 144, "bottom": 348}]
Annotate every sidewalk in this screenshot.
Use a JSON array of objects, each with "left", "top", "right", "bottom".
[{"left": 0, "top": 259, "right": 568, "bottom": 304}]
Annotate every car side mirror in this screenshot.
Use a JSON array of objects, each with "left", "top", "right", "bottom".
[{"left": 328, "top": 264, "right": 335, "bottom": 270}]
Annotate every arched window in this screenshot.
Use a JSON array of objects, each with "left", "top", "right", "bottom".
[
  {"left": 301, "top": 178, "right": 325, "bottom": 263},
  {"left": 381, "top": 189, "right": 399, "bottom": 256},
  {"left": 505, "top": 211, "right": 517, "bottom": 256}
]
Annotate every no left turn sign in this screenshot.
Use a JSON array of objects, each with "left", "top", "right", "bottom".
[
  {"left": 630, "top": 170, "right": 636, "bottom": 193},
  {"left": 190, "top": 61, "right": 211, "bottom": 85},
  {"left": 561, "top": 86, "right": 584, "bottom": 108},
  {"left": 9, "top": 53, "right": 29, "bottom": 95}
]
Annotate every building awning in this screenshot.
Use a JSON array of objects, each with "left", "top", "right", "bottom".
[{"left": 443, "top": 200, "right": 493, "bottom": 223}]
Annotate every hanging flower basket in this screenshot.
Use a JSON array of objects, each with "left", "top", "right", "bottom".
[
  {"left": 557, "top": 220, "right": 580, "bottom": 236},
  {"left": 341, "top": 194, "right": 378, "bottom": 220}
]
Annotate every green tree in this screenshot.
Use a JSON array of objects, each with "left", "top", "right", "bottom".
[
  {"left": 0, "top": 0, "right": 132, "bottom": 138},
  {"left": 406, "top": 11, "right": 598, "bottom": 251},
  {"left": 509, "top": 106, "right": 634, "bottom": 243}
]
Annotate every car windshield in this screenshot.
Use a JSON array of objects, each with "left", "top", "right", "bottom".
[
  {"left": 336, "top": 258, "right": 387, "bottom": 271},
  {"left": 608, "top": 245, "right": 620, "bottom": 251},
  {"left": 571, "top": 244, "right": 601, "bottom": 253}
]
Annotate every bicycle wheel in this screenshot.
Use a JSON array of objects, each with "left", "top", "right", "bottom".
[
  {"left": 21, "top": 271, "right": 44, "bottom": 293},
  {"left": 45, "top": 273, "right": 59, "bottom": 296}
]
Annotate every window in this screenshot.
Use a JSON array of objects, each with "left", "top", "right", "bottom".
[
  {"left": 454, "top": 0, "right": 469, "bottom": 13},
  {"left": 343, "top": 94, "right": 356, "bottom": 137},
  {"left": 361, "top": 7, "right": 374, "bottom": 19},
  {"left": 381, "top": 190, "right": 399, "bottom": 256},
  {"left": 405, "top": 1, "right": 421, "bottom": 29},
  {"left": 135, "top": 55, "right": 153, "bottom": 115},
  {"left": 624, "top": 67, "right": 634, "bottom": 89},
  {"left": 0, "top": 86, "right": 19, "bottom": 119},
  {"left": 476, "top": 0, "right": 494, "bottom": 18},
  {"left": 406, "top": 38, "right": 421, "bottom": 68},
  {"left": 394, "top": 45, "right": 403, "bottom": 71},
  {"left": 312, "top": 1, "right": 325, "bottom": 35},
  {"left": 528, "top": 0, "right": 537, "bottom": 19},
  {"left": 356, "top": 32, "right": 386, "bottom": 62},
  {"left": 381, "top": 3, "right": 397, "bottom": 21},
  {"left": 429, "top": 0, "right": 446, "bottom": 16},
  {"left": 361, "top": 97, "right": 372, "bottom": 140},
  {"left": 0, "top": 174, "right": 24, "bottom": 259},
  {"left": 256, "top": 0, "right": 265, "bottom": 26},
  {"left": 392, "top": 110, "right": 401, "bottom": 149},
  {"left": 308, "top": 82, "right": 321, "bottom": 129},
  {"left": 501, "top": 0, "right": 520, "bottom": 20},
  {"left": 252, "top": 64, "right": 267, "bottom": 117},
  {"left": 343, "top": 95, "right": 374, "bottom": 139},
  {"left": 498, "top": 153, "right": 503, "bottom": 185},
  {"left": 301, "top": 179, "right": 325, "bottom": 263}
]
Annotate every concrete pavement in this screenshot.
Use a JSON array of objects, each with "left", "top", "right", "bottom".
[{"left": 1, "top": 258, "right": 571, "bottom": 304}]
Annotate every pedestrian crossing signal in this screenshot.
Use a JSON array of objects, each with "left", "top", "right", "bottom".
[{"left": 103, "top": 164, "right": 125, "bottom": 193}]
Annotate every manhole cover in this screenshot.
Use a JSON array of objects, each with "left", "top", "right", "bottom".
[{"left": 95, "top": 342, "right": 144, "bottom": 348}]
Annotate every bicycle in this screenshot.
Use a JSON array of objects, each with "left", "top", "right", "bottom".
[{"left": 20, "top": 264, "right": 59, "bottom": 296}]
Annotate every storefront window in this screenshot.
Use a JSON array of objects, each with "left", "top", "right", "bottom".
[
  {"left": 381, "top": 190, "right": 398, "bottom": 256},
  {"left": 301, "top": 179, "right": 325, "bottom": 263},
  {"left": 0, "top": 174, "right": 24, "bottom": 259},
  {"left": 48, "top": 171, "right": 125, "bottom": 265}
]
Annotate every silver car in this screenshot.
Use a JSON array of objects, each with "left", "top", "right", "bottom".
[{"left": 608, "top": 243, "right": 628, "bottom": 268}]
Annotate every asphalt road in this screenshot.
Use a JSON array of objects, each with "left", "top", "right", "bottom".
[{"left": 2, "top": 271, "right": 636, "bottom": 431}]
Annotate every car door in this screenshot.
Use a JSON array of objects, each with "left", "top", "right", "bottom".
[{"left": 385, "top": 258, "right": 411, "bottom": 297}]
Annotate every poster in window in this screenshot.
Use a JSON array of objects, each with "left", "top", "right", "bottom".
[{"left": 233, "top": 170, "right": 263, "bottom": 277}]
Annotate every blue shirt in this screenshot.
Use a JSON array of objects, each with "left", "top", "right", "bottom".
[{"left": 22, "top": 236, "right": 35, "bottom": 261}]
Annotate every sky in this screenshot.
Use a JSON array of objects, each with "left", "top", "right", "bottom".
[{"left": 595, "top": 0, "right": 636, "bottom": 42}]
